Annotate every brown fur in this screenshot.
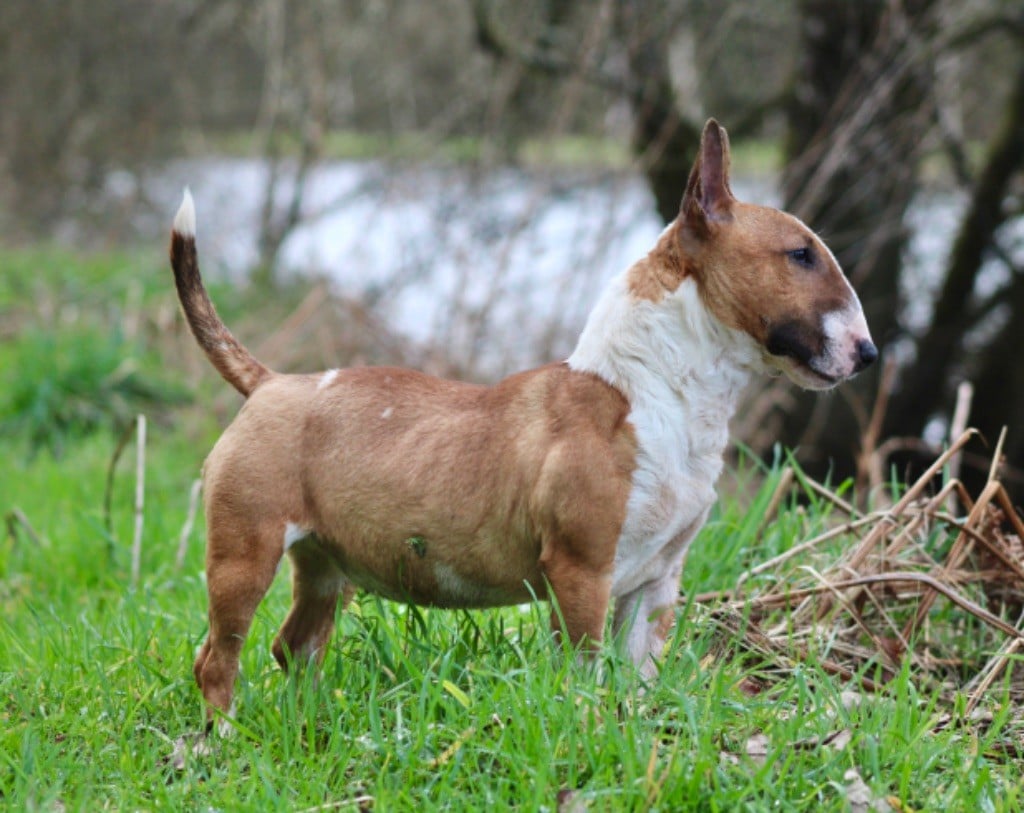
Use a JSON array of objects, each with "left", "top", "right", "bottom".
[{"left": 172, "top": 310, "right": 639, "bottom": 723}]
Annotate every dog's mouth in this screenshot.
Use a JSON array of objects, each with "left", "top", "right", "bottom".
[
  {"left": 765, "top": 352, "right": 842, "bottom": 390},
  {"left": 795, "top": 361, "right": 840, "bottom": 388}
]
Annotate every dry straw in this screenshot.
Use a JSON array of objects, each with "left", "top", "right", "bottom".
[{"left": 697, "top": 427, "right": 1024, "bottom": 720}]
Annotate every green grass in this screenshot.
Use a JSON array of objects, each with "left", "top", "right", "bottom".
[{"left": 1, "top": 248, "right": 1020, "bottom": 810}]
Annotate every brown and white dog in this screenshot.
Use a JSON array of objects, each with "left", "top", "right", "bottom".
[{"left": 170, "top": 120, "right": 875, "bottom": 727}]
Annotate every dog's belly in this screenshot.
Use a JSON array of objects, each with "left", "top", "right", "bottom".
[
  {"left": 339, "top": 557, "right": 536, "bottom": 609},
  {"left": 304, "top": 517, "right": 546, "bottom": 610}
]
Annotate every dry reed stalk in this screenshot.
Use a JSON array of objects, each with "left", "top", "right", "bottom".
[
  {"left": 965, "top": 636, "right": 1023, "bottom": 717},
  {"left": 931, "top": 510, "right": 1024, "bottom": 584},
  {"left": 104, "top": 419, "right": 138, "bottom": 540},
  {"left": 754, "top": 465, "right": 796, "bottom": 540},
  {"left": 804, "top": 476, "right": 861, "bottom": 517},
  {"left": 801, "top": 565, "right": 904, "bottom": 672},
  {"left": 901, "top": 479, "right": 1003, "bottom": 640},
  {"left": 946, "top": 381, "right": 974, "bottom": 513},
  {"left": 175, "top": 478, "right": 203, "bottom": 572},
  {"left": 801, "top": 430, "right": 980, "bottom": 624},
  {"left": 857, "top": 356, "right": 897, "bottom": 493},
  {"left": 4, "top": 507, "right": 44, "bottom": 548},
  {"left": 706, "top": 606, "right": 885, "bottom": 692},
  {"left": 739, "top": 572, "right": 1024, "bottom": 640},
  {"left": 130, "top": 414, "right": 147, "bottom": 589}
]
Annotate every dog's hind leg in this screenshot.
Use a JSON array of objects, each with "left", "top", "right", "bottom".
[
  {"left": 271, "top": 535, "right": 352, "bottom": 671},
  {"left": 193, "top": 522, "right": 282, "bottom": 730}
]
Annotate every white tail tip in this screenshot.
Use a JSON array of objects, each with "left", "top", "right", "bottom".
[{"left": 173, "top": 188, "right": 196, "bottom": 237}]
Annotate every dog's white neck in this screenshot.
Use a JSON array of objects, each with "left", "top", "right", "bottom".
[
  {"left": 568, "top": 269, "right": 761, "bottom": 596},
  {"left": 568, "top": 271, "right": 758, "bottom": 423}
]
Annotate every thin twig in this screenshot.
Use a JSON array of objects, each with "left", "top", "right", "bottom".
[
  {"left": 804, "top": 477, "right": 861, "bottom": 518},
  {"left": 988, "top": 426, "right": 1008, "bottom": 482},
  {"left": 104, "top": 419, "right": 138, "bottom": 546},
  {"left": 706, "top": 607, "right": 885, "bottom": 692},
  {"left": 740, "top": 571, "right": 1024, "bottom": 641},
  {"left": 901, "top": 479, "right": 1001, "bottom": 640},
  {"left": 930, "top": 509, "right": 1024, "bottom": 585},
  {"left": 807, "top": 430, "right": 979, "bottom": 622},
  {"left": 740, "top": 515, "right": 882, "bottom": 584},
  {"left": 802, "top": 565, "right": 904, "bottom": 672},
  {"left": 860, "top": 356, "right": 897, "bottom": 493},
  {"left": 965, "top": 636, "right": 1022, "bottom": 717}
]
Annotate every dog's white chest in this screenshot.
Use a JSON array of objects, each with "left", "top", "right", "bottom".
[{"left": 609, "top": 362, "right": 747, "bottom": 598}]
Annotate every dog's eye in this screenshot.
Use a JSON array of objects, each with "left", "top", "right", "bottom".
[{"left": 787, "top": 247, "right": 815, "bottom": 269}]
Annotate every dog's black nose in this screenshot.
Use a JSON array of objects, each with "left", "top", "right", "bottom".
[{"left": 854, "top": 339, "right": 878, "bottom": 371}]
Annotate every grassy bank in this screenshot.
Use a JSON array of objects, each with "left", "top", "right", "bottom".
[
  {"left": 1, "top": 248, "right": 1019, "bottom": 810},
  {"left": 189, "top": 128, "right": 784, "bottom": 177}
]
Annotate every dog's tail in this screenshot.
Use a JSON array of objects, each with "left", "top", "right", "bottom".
[{"left": 169, "top": 189, "right": 271, "bottom": 397}]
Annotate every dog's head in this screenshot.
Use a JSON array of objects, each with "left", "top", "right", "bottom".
[{"left": 676, "top": 120, "right": 875, "bottom": 390}]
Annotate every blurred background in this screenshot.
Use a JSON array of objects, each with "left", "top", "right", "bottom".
[{"left": 2, "top": 0, "right": 1023, "bottom": 493}]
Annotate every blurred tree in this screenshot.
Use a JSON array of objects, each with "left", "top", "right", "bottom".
[
  {"left": 472, "top": 0, "right": 787, "bottom": 221},
  {"left": 0, "top": 0, "right": 262, "bottom": 237},
  {"left": 888, "top": 63, "right": 1024, "bottom": 475}
]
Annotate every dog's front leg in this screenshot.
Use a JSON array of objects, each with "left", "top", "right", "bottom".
[
  {"left": 611, "top": 561, "right": 683, "bottom": 679},
  {"left": 542, "top": 551, "right": 613, "bottom": 653}
]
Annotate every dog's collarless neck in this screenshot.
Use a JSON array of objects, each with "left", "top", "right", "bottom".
[{"left": 567, "top": 272, "right": 754, "bottom": 418}]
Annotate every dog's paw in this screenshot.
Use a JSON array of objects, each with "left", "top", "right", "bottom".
[{"left": 164, "top": 731, "right": 215, "bottom": 772}]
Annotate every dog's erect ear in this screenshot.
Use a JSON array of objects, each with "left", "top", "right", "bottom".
[{"left": 680, "top": 119, "right": 735, "bottom": 234}]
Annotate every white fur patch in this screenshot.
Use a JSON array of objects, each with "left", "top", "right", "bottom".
[
  {"left": 173, "top": 188, "right": 196, "bottom": 237},
  {"left": 380, "top": 406, "right": 394, "bottom": 419},
  {"left": 818, "top": 301, "right": 871, "bottom": 379},
  {"left": 434, "top": 563, "right": 484, "bottom": 603},
  {"left": 823, "top": 302, "right": 869, "bottom": 347},
  {"left": 283, "top": 522, "right": 309, "bottom": 551},
  {"left": 317, "top": 369, "right": 339, "bottom": 391},
  {"left": 216, "top": 701, "right": 237, "bottom": 739},
  {"left": 432, "top": 562, "right": 512, "bottom": 607}
]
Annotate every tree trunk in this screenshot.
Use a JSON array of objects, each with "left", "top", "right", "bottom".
[{"left": 886, "top": 64, "right": 1024, "bottom": 446}]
